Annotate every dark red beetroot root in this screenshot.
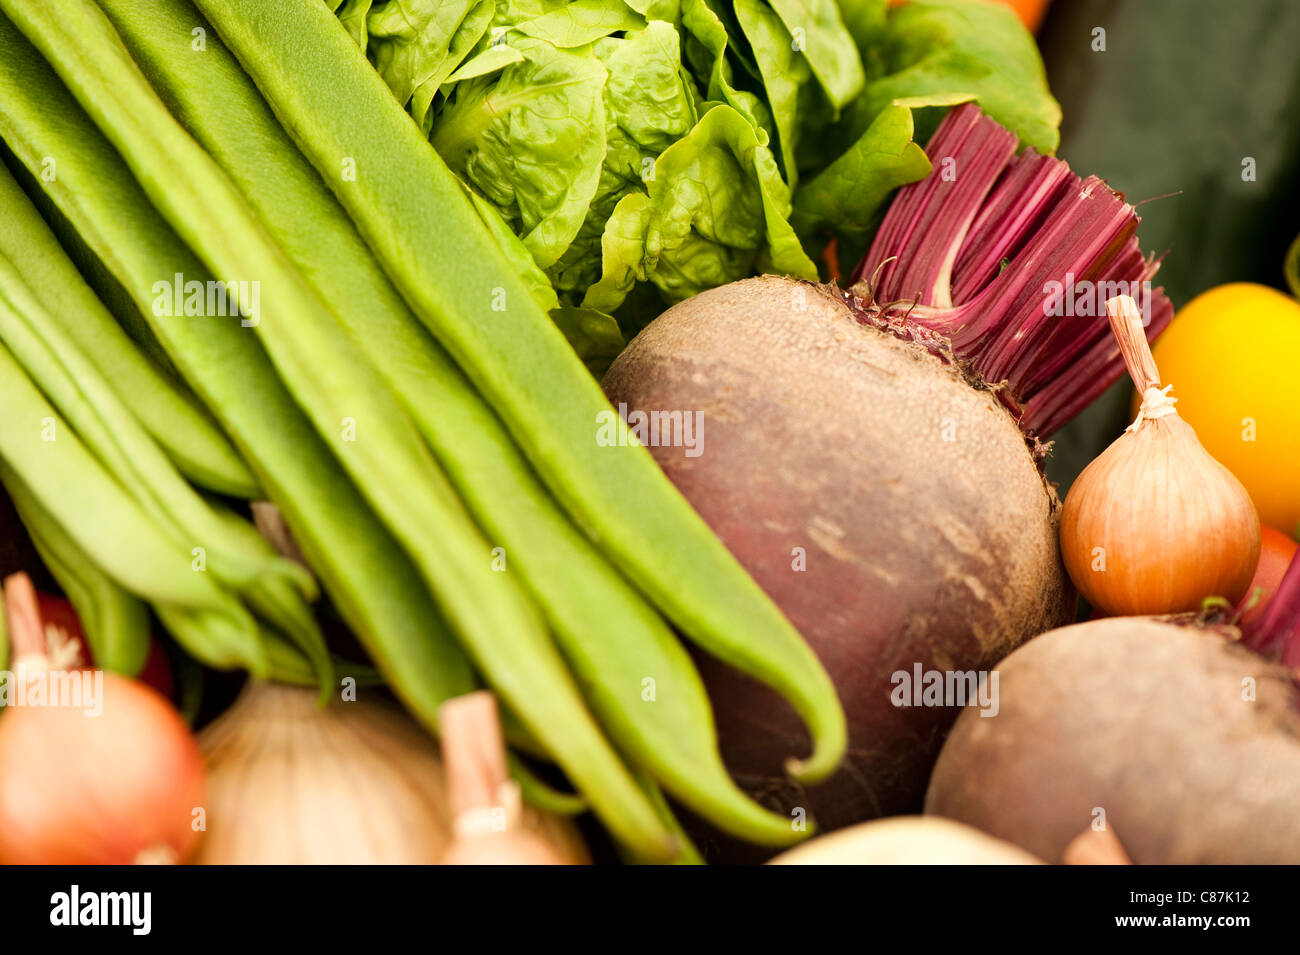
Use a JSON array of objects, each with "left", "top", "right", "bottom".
[
  {"left": 925, "top": 616, "right": 1300, "bottom": 863},
  {"left": 602, "top": 105, "right": 1172, "bottom": 858},
  {"left": 602, "top": 276, "right": 1074, "bottom": 849}
]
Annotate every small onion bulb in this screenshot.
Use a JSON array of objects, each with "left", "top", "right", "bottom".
[
  {"left": 0, "top": 573, "right": 204, "bottom": 864},
  {"left": 1060, "top": 296, "right": 1261, "bottom": 615}
]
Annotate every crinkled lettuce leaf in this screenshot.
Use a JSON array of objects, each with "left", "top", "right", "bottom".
[
  {"left": 584, "top": 104, "right": 817, "bottom": 315},
  {"left": 343, "top": 0, "right": 1059, "bottom": 368},
  {"left": 367, "top": 0, "right": 494, "bottom": 130},
  {"left": 434, "top": 35, "right": 608, "bottom": 269},
  {"left": 513, "top": 0, "right": 645, "bottom": 46},
  {"left": 549, "top": 20, "right": 699, "bottom": 298}
]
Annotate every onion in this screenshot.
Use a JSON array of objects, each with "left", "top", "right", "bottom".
[
  {"left": 438, "top": 691, "right": 577, "bottom": 865},
  {"left": 195, "top": 682, "right": 586, "bottom": 864},
  {"left": 1060, "top": 295, "right": 1261, "bottom": 614},
  {"left": 768, "top": 816, "right": 1043, "bottom": 865},
  {"left": 0, "top": 572, "right": 204, "bottom": 864}
]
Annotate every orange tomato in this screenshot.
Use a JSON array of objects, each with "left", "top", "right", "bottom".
[{"left": 1238, "top": 525, "right": 1299, "bottom": 625}]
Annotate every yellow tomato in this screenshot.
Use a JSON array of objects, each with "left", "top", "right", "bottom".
[{"left": 1138, "top": 283, "right": 1300, "bottom": 538}]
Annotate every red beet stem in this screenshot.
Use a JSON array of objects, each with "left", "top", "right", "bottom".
[
  {"left": 1242, "top": 552, "right": 1300, "bottom": 668},
  {"left": 852, "top": 104, "right": 1174, "bottom": 437}
]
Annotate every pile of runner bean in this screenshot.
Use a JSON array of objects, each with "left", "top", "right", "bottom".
[{"left": 0, "top": 0, "right": 844, "bottom": 862}]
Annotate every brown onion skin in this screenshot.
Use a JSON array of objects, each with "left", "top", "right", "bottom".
[
  {"left": 926, "top": 617, "right": 1300, "bottom": 863},
  {"left": 602, "top": 277, "right": 1073, "bottom": 857}
]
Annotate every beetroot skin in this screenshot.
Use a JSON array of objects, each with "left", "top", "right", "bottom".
[{"left": 602, "top": 276, "right": 1073, "bottom": 848}]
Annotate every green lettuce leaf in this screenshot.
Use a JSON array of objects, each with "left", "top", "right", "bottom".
[
  {"left": 434, "top": 35, "right": 608, "bottom": 269},
  {"left": 679, "top": 0, "right": 772, "bottom": 143},
  {"left": 366, "top": 0, "right": 493, "bottom": 130},
  {"left": 584, "top": 104, "right": 817, "bottom": 315},
  {"left": 336, "top": 0, "right": 376, "bottom": 48},
  {"left": 549, "top": 20, "right": 700, "bottom": 298},
  {"left": 765, "top": 0, "right": 864, "bottom": 109},
  {"left": 854, "top": 0, "right": 1060, "bottom": 154},
  {"left": 734, "top": 0, "right": 815, "bottom": 187},
  {"left": 792, "top": 102, "right": 931, "bottom": 237},
  {"left": 513, "top": 0, "right": 645, "bottom": 46}
]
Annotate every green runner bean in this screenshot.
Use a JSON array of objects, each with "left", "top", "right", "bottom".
[
  {"left": 5, "top": 472, "right": 151, "bottom": 676},
  {"left": 103, "top": 0, "right": 800, "bottom": 846},
  {"left": 0, "top": 161, "right": 257, "bottom": 498},
  {"left": 197, "top": 0, "right": 845, "bottom": 782},
  {"left": 0, "top": 13, "right": 478, "bottom": 741},
  {"left": 3, "top": 0, "right": 674, "bottom": 858},
  {"left": 0, "top": 253, "right": 332, "bottom": 687}
]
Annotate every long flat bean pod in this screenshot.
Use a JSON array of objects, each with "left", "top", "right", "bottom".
[
  {"left": 197, "top": 0, "right": 845, "bottom": 781},
  {"left": 2, "top": 0, "right": 674, "bottom": 858},
  {"left": 105, "top": 0, "right": 798, "bottom": 846},
  {"left": 0, "top": 163, "right": 258, "bottom": 499},
  {"left": 0, "top": 353, "right": 264, "bottom": 673},
  {"left": 0, "top": 252, "right": 331, "bottom": 687},
  {"left": 0, "top": 13, "right": 477, "bottom": 737},
  {"left": 4, "top": 471, "right": 151, "bottom": 676}
]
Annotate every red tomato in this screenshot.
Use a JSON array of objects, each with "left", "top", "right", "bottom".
[
  {"left": 1238, "top": 526, "right": 1299, "bottom": 626},
  {"left": 34, "top": 592, "right": 174, "bottom": 700}
]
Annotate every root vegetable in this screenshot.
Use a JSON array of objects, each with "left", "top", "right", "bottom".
[
  {"left": 925, "top": 615, "right": 1300, "bottom": 863},
  {"left": 603, "top": 106, "right": 1173, "bottom": 847},
  {"left": 1060, "top": 296, "right": 1261, "bottom": 615},
  {"left": 604, "top": 275, "right": 1072, "bottom": 835},
  {"left": 0, "top": 573, "right": 204, "bottom": 864},
  {"left": 769, "top": 816, "right": 1042, "bottom": 865},
  {"left": 196, "top": 683, "right": 587, "bottom": 865}
]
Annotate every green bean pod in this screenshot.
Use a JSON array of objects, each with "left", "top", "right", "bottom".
[
  {"left": 4, "top": 471, "right": 151, "bottom": 676},
  {"left": 0, "top": 353, "right": 265, "bottom": 674},
  {"left": 0, "top": 161, "right": 257, "bottom": 498},
  {"left": 103, "top": 0, "right": 800, "bottom": 847},
  {"left": 196, "top": 0, "right": 846, "bottom": 782},
  {"left": 0, "top": 252, "right": 332, "bottom": 688},
  {"left": 0, "top": 13, "right": 478, "bottom": 741},
  {"left": 2, "top": 0, "right": 675, "bottom": 858}
]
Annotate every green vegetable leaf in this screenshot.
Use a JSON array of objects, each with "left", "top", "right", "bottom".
[
  {"left": 836, "top": 0, "right": 889, "bottom": 55},
  {"left": 549, "top": 20, "right": 699, "bottom": 298},
  {"left": 734, "top": 0, "right": 814, "bottom": 188},
  {"left": 434, "top": 36, "right": 608, "bottom": 269},
  {"left": 367, "top": 0, "right": 493, "bottom": 129},
  {"left": 792, "top": 95, "right": 971, "bottom": 242},
  {"left": 441, "top": 42, "right": 526, "bottom": 87},
  {"left": 584, "top": 104, "right": 817, "bottom": 314},
  {"left": 336, "top": 0, "right": 375, "bottom": 48},
  {"left": 550, "top": 305, "right": 626, "bottom": 376},
  {"left": 765, "top": 0, "right": 865, "bottom": 110},
  {"left": 854, "top": 0, "right": 1061, "bottom": 153},
  {"left": 513, "top": 0, "right": 645, "bottom": 47},
  {"left": 679, "top": 0, "right": 772, "bottom": 143}
]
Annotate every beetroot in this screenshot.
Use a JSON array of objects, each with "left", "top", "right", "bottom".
[
  {"left": 925, "top": 613, "right": 1300, "bottom": 863},
  {"left": 604, "top": 276, "right": 1071, "bottom": 836},
  {"left": 600, "top": 105, "right": 1173, "bottom": 849}
]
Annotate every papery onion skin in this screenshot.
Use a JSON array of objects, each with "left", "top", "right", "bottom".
[
  {"left": 0, "top": 673, "right": 204, "bottom": 865},
  {"left": 195, "top": 683, "right": 587, "bottom": 865}
]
